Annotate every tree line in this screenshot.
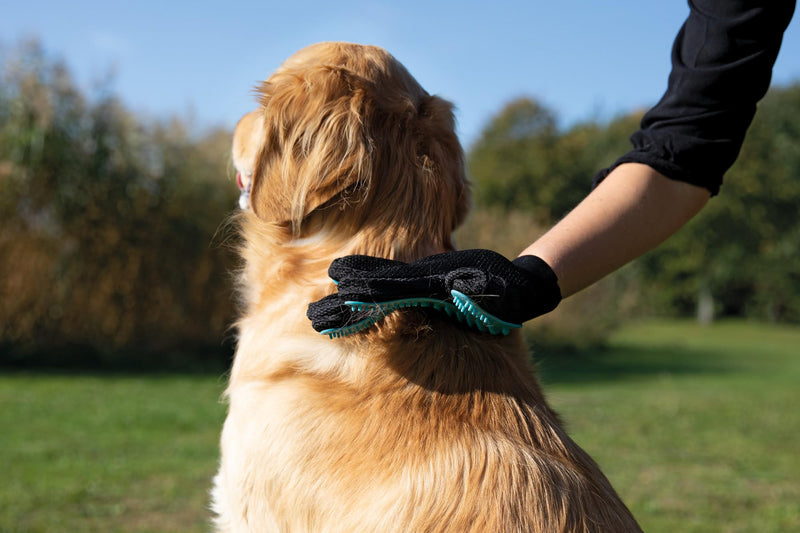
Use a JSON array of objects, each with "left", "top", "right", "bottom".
[
  {"left": 2, "top": 41, "right": 798, "bottom": 367},
  {"left": 1, "top": 41, "right": 239, "bottom": 368}
]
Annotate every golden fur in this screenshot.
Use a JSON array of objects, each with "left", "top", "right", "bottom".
[{"left": 213, "top": 42, "right": 642, "bottom": 532}]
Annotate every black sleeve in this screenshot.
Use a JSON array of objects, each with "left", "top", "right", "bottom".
[{"left": 593, "top": 0, "right": 796, "bottom": 195}]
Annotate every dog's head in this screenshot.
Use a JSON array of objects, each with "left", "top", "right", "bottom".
[{"left": 233, "top": 42, "right": 469, "bottom": 259}]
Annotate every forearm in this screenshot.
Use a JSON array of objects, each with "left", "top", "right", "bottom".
[{"left": 520, "top": 163, "right": 710, "bottom": 297}]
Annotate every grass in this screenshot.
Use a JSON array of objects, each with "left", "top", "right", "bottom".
[
  {"left": 538, "top": 320, "right": 800, "bottom": 533},
  {"left": 1, "top": 320, "right": 798, "bottom": 532},
  {"left": 0, "top": 373, "right": 228, "bottom": 533}
]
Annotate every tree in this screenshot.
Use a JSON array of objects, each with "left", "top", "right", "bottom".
[
  {"left": 468, "top": 97, "right": 565, "bottom": 223},
  {"left": 468, "top": 97, "right": 641, "bottom": 225},
  {"left": 635, "top": 84, "right": 800, "bottom": 323}
]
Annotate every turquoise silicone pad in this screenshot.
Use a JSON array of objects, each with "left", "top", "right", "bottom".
[
  {"left": 449, "top": 290, "right": 522, "bottom": 335},
  {"left": 319, "top": 315, "right": 380, "bottom": 338},
  {"left": 318, "top": 291, "right": 521, "bottom": 339}
]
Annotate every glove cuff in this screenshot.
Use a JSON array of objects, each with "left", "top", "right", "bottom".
[{"left": 511, "top": 255, "right": 562, "bottom": 318}]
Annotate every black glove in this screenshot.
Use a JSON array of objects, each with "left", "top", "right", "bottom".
[{"left": 307, "top": 249, "right": 561, "bottom": 333}]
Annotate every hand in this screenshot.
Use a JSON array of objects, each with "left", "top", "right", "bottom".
[{"left": 306, "top": 249, "right": 561, "bottom": 333}]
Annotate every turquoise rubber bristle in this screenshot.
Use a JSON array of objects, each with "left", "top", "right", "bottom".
[
  {"left": 319, "top": 315, "right": 379, "bottom": 339},
  {"left": 319, "top": 293, "right": 521, "bottom": 339},
  {"left": 450, "top": 290, "right": 522, "bottom": 336},
  {"left": 319, "top": 297, "right": 453, "bottom": 339}
]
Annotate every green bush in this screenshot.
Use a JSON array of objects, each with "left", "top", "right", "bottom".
[{"left": 0, "top": 41, "right": 239, "bottom": 368}]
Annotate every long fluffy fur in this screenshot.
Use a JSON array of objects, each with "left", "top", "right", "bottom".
[{"left": 213, "top": 41, "right": 642, "bottom": 532}]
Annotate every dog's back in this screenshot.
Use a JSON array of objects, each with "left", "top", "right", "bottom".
[{"left": 213, "top": 42, "right": 641, "bottom": 532}]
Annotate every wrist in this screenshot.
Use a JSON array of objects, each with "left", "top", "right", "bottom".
[{"left": 511, "top": 255, "right": 562, "bottom": 319}]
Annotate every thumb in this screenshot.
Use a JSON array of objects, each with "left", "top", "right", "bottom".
[{"left": 444, "top": 268, "right": 490, "bottom": 296}]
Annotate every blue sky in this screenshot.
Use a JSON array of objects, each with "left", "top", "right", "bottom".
[{"left": 3, "top": 1, "right": 799, "bottom": 148}]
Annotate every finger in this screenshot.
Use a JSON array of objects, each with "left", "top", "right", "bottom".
[
  {"left": 328, "top": 255, "right": 407, "bottom": 281},
  {"left": 306, "top": 294, "right": 351, "bottom": 332}
]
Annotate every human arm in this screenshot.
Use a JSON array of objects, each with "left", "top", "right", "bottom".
[
  {"left": 520, "top": 163, "right": 710, "bottom": 297},
  {"left": 307, "top": 165, "right": 709, "bottom": 334},
  {"left": 527, "top": 0, "right": 795, "bottom": 297}
]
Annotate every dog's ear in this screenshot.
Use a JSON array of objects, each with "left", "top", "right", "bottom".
[
  {"left": 248, "top": 65, "right": 373, "bottom": 230},
  {"left": 364, "top": 91, "right": 470, "bottom": 246},
  {"left": 232, "top": 110, "right": 265, "bottom": 177},
  {"left": 413, "top": 94, "right": 470, "bottom": 235}
]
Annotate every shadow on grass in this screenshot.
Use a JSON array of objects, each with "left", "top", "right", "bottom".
[
  {"left": 2, "top": 335, "right": 739, "bottom": 384},
  {"left": 0, "top": 341, "right": 233, "bottom": 376},
  {"left": 532, "top": 343, "right": 735, "bottom": 385}
]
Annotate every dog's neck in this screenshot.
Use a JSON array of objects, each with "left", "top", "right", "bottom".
[
  {"left": 228, "top": 212, "right": 453, "bottom": 385},
  {"left": 237, "top": 211, "right": 450, "bottom": 323}
]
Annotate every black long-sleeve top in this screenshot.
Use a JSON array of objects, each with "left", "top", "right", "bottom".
[{"left": 594, "top": 0, "right": 796, "bottom": 195}]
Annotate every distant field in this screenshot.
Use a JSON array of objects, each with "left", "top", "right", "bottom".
[{"left": 1, "top": 320, "right": 798, "bottom": 532}]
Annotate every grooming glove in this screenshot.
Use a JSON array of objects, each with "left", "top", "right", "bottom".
[{"left": 307, "top": 249, "right": 561, "bottom": 333}]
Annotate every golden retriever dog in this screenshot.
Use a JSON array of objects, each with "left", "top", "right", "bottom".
[{"left": 213, "top": 41, "right": 642, "bottom": 532}]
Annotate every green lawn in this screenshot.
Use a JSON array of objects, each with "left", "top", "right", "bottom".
[
  {"left": 538, "top": 320, "right": 800, "bottom": 533},
  {"left": 0, "top": 374, "right": 228, "bottom": 533},
  {"left": 1, "top": 320, "right": 798, "bottom": 532}
]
